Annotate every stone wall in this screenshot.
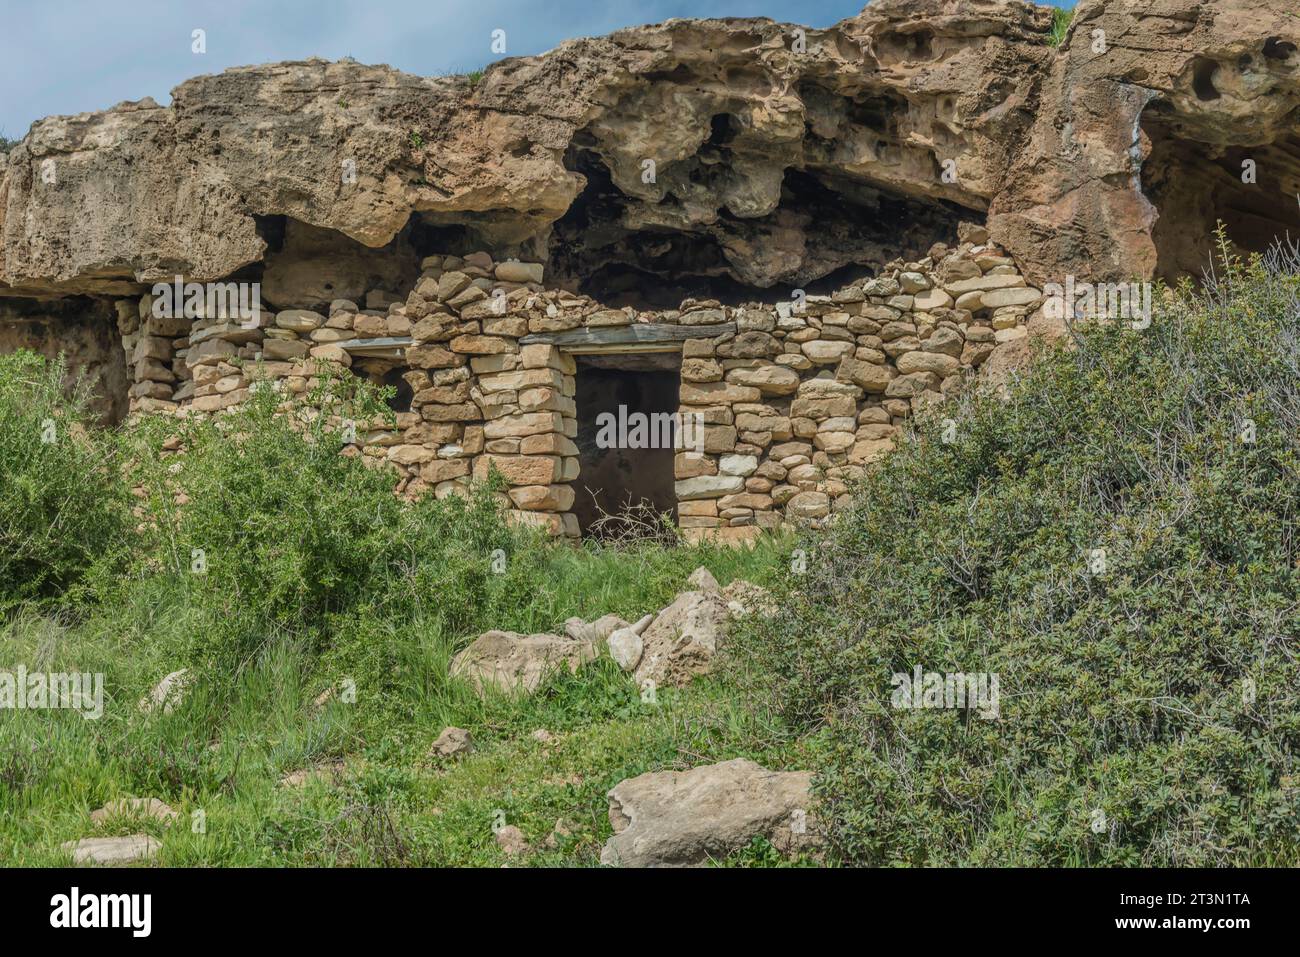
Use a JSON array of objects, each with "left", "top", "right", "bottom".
[{"left": 116, "top": 222, "right": 1040, "bottom": 540}]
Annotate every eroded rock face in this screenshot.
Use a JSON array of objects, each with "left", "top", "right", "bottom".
[
  {"left": 600, "top": 758, "right": 816, "bottom": 866},
  {"left": 4, "top": 0, "right": 1291, "bottom": 306},
  {"left": 988, "top": 0, "right": 1300, "bottom": 285}
]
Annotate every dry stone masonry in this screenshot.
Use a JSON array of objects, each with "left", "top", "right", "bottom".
[{"left": 108, "top": 223, "right": 1036, "bottom": 538}]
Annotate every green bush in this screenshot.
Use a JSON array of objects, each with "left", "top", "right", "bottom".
[
  {"left": 119, "top": 373, "right": 527, "bottom": 675},
  {"left": 0, "top": 351, "right": 130, "bottom": 611},
  {"left": 738, "top": 239, "right": 1300, "bottom": 866}
]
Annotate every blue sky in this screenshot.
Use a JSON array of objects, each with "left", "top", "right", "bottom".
[{"left": 0, "top": 0, "right": 1071, "bottom": 141}]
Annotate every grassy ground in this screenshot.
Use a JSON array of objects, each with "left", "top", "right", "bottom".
[{"left": 0, "top": 530, "right": 808, "bottom": 866}]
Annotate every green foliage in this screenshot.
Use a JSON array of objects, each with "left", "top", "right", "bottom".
[
  {"left": 0, "top": 351, "right": 130, "bottom": 612},
  {"left": 1048, "top": 7, "right": 1074, "bottom": 47},
  {"left": 118, "top": 372, "right": 526, "bottom": 676},
  {"left": 409, "top": 130, "right": 424, "bottom": 150},
  {"left": 0, "top": 357, "right": 792, "bottom": 865},
  {"left": 736, "top": 238, "right": 1300, "bottom": 866}
]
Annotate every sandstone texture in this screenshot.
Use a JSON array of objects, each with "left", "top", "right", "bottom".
[
  {"left": 449, "top": 629, "right": 599, "bottom": 695},
  {"left": 2, "top": 0, "right": 1294, "bottom": 302},
  {"left": 600, "top": 758, "right": 816, "bottom": 866},
  {"left": 2, "top": 0, "right": 1296, "bottom": 531},
  {"left": 61, "top": 834, "right": 161, "bottom": 866}
]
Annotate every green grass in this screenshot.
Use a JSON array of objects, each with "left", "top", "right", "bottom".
[
  {"left": 0, "top": 353, "right": 797, "bottom": 866},
  {"left": 0, "top": 566, "right": 795, "bottom": 868}
]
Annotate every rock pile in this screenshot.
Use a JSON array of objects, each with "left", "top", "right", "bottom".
[
  {"left": 450, "top": 567, "right": 768, "bottom": 698},
  {"left": 61, "top": 796, "right": 178, "bottom": 865}
]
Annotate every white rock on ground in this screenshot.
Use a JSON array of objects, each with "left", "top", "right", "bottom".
[
  {"left": 600, "top": 758, "right": 815, "bottom": 867},
  {"left": 62, "top": 835, "right": 161, "bottom": 866},
  {"left": 89, "top": 798, "right": 178, "bottom": 826},
  {"left": 450, "top": 630, "right": 599, "bottom": 696},
  {"left": 137, "top": 669, "right": 189, "bottom": 714},
  {"left": 606, "top": 614, "right": 655, "bottom": 671}
]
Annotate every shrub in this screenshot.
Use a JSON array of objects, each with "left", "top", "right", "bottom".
[
  {"left": 0, "top": 351, "right": 130, "bottom": 611},
  {"left": 121, "top": 372, "right": 526, "bottom": 674},
  {"left": 737, "top": 238, "right": 1300, "bottom": 866}
]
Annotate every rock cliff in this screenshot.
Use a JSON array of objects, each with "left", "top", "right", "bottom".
[{"left": 2, "top": 0, "right": 1296, "bottom": 301}]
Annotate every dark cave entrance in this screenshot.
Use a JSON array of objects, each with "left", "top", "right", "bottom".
[
  {"left": 0, "top": 296, "right": 128, "bottom": 425},
  {"left": 1142, "top": 103, "right": 1300, "bottom": 280},
  {"left": 548, "top": 144, "right": 969, "bottom": 309},
  {"left": 572, "top": 354, "right": 680, "bottom": 537}
]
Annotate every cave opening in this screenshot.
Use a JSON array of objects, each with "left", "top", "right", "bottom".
[
  {"left": 571, "top": 354, "right": 680, "bottom": 538},
  {"left": 1142, "top": 102, "right": 1300, "bottom": 280},
  {"left": 0, "top": 295, "right": 128, "bottom": 425},
  {"left": 547, "top": 145, "right": 968, "bottom": 310}
]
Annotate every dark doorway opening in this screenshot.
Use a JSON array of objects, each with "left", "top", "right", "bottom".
[{"left": 572, "top": 354, "right": 680, "bottom": 538}]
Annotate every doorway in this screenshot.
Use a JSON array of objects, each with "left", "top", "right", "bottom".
[{"left": 572, "top": 353, "right": 681, "bottom": 537}]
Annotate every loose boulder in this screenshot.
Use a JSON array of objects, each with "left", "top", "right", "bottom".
[
  {"left": 90, "top": 798, "right": 178, "bottom": 827},
  {"left": 428, "top": 726, "right": 474, "bottom": 758},
  {"left": 634, "top": 587, "right": 731, "bottom": 689},
  {"left": 606, "top": 614, "right": 655, "bottom": 671},
  {"left": 450, "top": 630, "right": 598, "bottom": 696},
  {"left": 62, "top": 835, "right": 161, "bottom": 866},
  {"left": 600, "top": 758, "right": 815, "bottom": 867}
]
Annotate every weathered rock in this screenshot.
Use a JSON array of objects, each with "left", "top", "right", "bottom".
[
  {"left": 563, "top": 614, "right": 628, "bottom": 643},
  {"left": 62, "top": 835, "right": 161, "bottom": 866},
  {"left": 90, "top": 798, "right": 179, "bottom": 827},
  {"left": 600, "top": 758, "right": 815, "bottom": 867},
  {"left": 1, "top": 0, "right": 1294, "bottom": 300},
  {"left": 607, "top": 614, "right": 654, "bottom": 672},
  {"left": 450, "top": 630, "right": 598, "bottom": 695},
  {"left": 429, "top": 726, "right": 474, "bottom": 758},
  {"left": 634, "top": 587, "right": 730, "bottom": 689},
  {"left": 686, "top": 566, "right": 720, "bottom": 592}
]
